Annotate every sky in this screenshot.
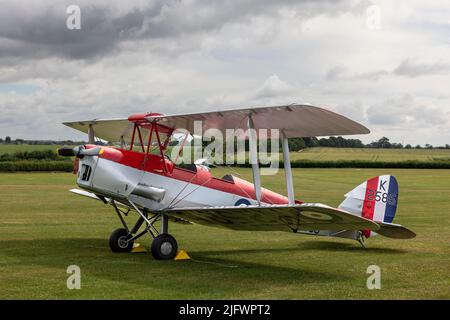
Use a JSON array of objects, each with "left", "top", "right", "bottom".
[{"left": 0, "top": 0, "right": 449, "bottom": 145}]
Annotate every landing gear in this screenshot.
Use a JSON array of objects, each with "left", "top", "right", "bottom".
[
  {"left": 109, "top": 228, "right": 134, "bottom": 252},
  {"left": 108, "top": 199, "right": 178, "bottom": 260},
  {"left": 151, "top": 234, "right": 178, "bottom": 260},
  {"left": 356, "top": 231, "right": 366, "bottom": 248}
]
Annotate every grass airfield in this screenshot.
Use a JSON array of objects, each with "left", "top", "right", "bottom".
[
  {"left": 0, "top": 168, "right": 449, "bottom": 299},
  {"left": 289, "top": 147, "right": 450, "bottom": 162}
]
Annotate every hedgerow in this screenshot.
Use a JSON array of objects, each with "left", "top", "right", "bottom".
[
  {"left": 0, "top": 150, "right": 62, "bottom": 161},
  {"left": 0, "top": 161, "right": 73, "bottom": 172}
]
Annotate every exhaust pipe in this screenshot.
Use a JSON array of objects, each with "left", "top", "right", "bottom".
[{"left": 131, "top": 183, "right": 166, "bottom": 202}]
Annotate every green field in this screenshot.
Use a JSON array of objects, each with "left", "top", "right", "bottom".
[
  {"left": 288, "top": 147, "right": 450, "bottom": 162},
  {"left": 0, "top": 144, "right": 62, "bottom": 154},
  {"left": 0, "top": 168, "right": 449, "bottom": 299},
  {"left": 2, "top": 145, "right": 450, "bottom": 162}
]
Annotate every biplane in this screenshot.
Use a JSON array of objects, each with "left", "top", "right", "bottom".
[{"left": 59, "top": 104, "right": 415, "bottom": 260}]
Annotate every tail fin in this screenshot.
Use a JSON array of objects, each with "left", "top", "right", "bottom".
[{"left": 339, "top": 175, "right": 399, "bottom": 237}]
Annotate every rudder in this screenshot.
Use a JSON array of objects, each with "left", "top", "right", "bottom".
[{"left": 339, "top": 175, "right": 399, "bottom": 237}]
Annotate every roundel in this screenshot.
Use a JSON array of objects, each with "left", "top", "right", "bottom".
[
  {"left": 234, "top": 198, "right": 251, "bottom": 206},
  {"left": 300, "top": 211, "right": 334, "bottom": 221}
]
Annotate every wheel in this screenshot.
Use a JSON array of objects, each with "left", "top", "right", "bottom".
[
  {"left": 151, "top": 234, "right": 178, "bottom": 260},
  {"left": 109, "top": 228, "right": 133, "bottom": 253}
]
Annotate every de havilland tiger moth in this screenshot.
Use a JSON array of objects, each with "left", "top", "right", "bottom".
[{"left": 58, "top": 104, "right": 416, "bottom": 260}]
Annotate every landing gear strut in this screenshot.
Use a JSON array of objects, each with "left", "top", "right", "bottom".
[
  {"left": 108, "top": 200, "right": 178, "bottom": 260},
  {"left": 356, "top": 231, "right": 366, "bottom": 248}
]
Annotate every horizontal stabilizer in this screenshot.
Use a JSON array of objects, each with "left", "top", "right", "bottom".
[{"left": 376, "top": 221, "right": 416, "bottom": 239}]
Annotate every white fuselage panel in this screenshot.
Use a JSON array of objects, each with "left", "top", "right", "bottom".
[{"left": 77, "top": 157, "right": 259, "bottom": 211}]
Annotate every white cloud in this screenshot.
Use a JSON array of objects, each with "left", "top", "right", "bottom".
[
  {"left": 253, "top": 75, "right": 295, "bottom": 99},
  {"left": 0, "top": 0, "right": 449, "bottom": 146}
]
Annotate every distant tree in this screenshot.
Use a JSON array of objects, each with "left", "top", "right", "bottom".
[
  {"left": 349, "top": 139, "right": 365, "bottom": 148},
  {"left": 5, "top": 136, "right": 11, "bottom": 144},
  {"left": 328, "top": 136, "right": 338, "bottom": 147},
  {"left": 378, "top": 137, "right": 391, "bottom": 148},
  {"left": 368, "top": 137, "right": 391, "bottom": 148},
  {"left": 303, "top": 137, "right": 319, "bottom": 148},
  {"left": 0, "top": 138, "right": 3, "bottom": 143},
  {"left": 391, "top": 143, "right": 403, "bottom": 149},
  {"left": 425, "top": 144, "right": 433, "bottom": 149},
  {"left": 415, "top": 144, "right": 422, "bottom": 149},
  {"left": 446, "top": 144, "right": 450, "bottom": 149},
  {"left": 288, "top": 138, "right": 306, "bottom": 151},
  {"left": 405, "top": 144, "right": 412, "bottom": 149},
  {"left": 319, "top": 138, "right": 331, "bottom": 147}
]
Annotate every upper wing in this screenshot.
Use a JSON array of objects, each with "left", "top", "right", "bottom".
[
  {"left": 164, "top": 203, "right": 380, "bottom": 232},
  {"left": 62, "top": 104, "right": 369, "bottom": 143},
  {"left": 63, "top": 118, "right": 132, "bottom": 143},
  {"left": 148, "top": 104, "right": 370, "bottom": 138}
]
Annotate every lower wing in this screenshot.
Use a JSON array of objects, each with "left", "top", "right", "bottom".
[{"left": 165, "top": 203, "right": 380, "bottom": 233}]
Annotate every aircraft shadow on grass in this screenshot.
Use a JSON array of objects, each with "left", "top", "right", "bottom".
[
  {"left": 0, "top": 237, "right": 379, "bottom": 288},
  {"left": 294, "top": 240, "right": 409, "bottom": 254}
]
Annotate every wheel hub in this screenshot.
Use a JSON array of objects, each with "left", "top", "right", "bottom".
[
  {"left": 118, "top": 236, "right": 129, "bottom": 248},
  {"left": 160, "top": 242, "right": 173, "bottom": 255}
]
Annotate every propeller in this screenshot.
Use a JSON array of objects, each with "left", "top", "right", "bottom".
[
  {"left": 57, "top": 147, "right": 76, "bottom": 157},
  {"left": 57, "top": 146, "right": 103, "bottom": 157}
]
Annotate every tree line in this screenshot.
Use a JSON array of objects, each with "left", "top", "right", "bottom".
[
  {"left": 287, "top": 136, "right": 450, "bottom": 151},
  {"left": 2, "top": 135, "right": 449, "bottom": 152},
  {"left": 0, "top": 137, "right": 86, "bottom": 145}
]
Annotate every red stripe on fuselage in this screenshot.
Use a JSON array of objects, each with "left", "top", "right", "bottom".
[
  {"left": 92, "top": 145, "right": 291, "bottom": 205},
  {"left": 362, "top": 176, "right": 379, "bottom": 237}
]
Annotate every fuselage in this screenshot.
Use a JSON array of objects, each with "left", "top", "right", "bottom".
[{"left": 76, "top": 145, "right": 294, "bottom": 211}]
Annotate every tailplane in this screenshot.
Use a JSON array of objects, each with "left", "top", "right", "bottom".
[{"left": 298, "top": 175, "right": 415, "bottom": 246}]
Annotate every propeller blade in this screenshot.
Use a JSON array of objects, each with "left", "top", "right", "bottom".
[{"left": 57, "top": 147, "right": 75, "bottom": 157}]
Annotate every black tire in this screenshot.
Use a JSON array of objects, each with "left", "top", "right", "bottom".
[
  {"left": 109, "top": 228, "right": 133, "bottom": 253},
  {"left": 151, "top": 234, "right": 178, "bottom": 260}
]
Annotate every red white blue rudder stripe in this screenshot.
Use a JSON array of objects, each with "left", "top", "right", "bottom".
[{"left": 338, "top": 175, "right": 399, "bottom": 237}]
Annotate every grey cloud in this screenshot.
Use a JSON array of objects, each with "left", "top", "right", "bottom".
[
  {"left": 366, "top": 95, "right": 449, "bottom": 126},
  {"left": 325, "top": 66, "right": 348, "bottom": 81},
  {"left": 1, "top": 0, "right": 449, "bottom": 146},
  {"left": 0, "top": 3, "right": 156, "bottom": 60},
  {"left": 325, "top": 65, "right": 390, "bottom": 81},
  {"left": 333, "top": 101, "right": 367, "bottom": 123},
  {"left": 393, "top": 59, "right": 450, "bottom": 78},
  {"left": 326, "top": 57, "right": 450, "bottom": 82},
  {"left": 0, "top": 0, "right": 362, "bottom": 62}
]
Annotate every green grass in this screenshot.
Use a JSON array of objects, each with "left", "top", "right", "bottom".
[
  {"left": 288, "top": 147, "right": 450, "bottom": 162},
  {"left": 0, "top": 169, "right": 449, "bottom": 299},
  {"left": 0, "top": 144, "right": 62, "bottom": 154}
]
